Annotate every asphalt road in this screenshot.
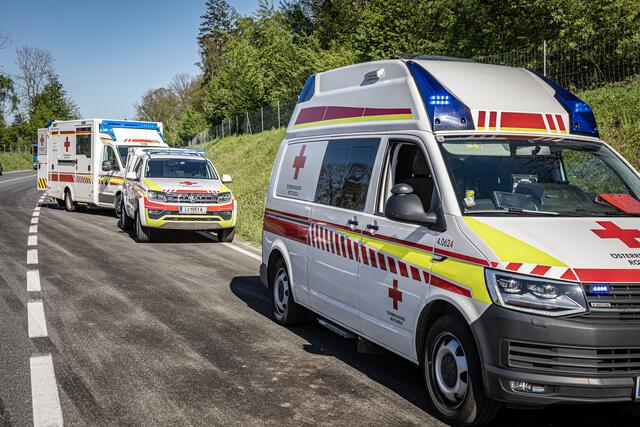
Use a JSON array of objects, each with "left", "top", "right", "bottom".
[{"left": 1, "top": 170, "right": 639, "bottom": 426}]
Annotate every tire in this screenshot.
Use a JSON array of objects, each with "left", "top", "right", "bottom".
[
  {"left": 64, "top": 190, "right": 76, "bottom": 212},
  {"left": 118, "top": 199, "right": 134, "bottom": 231},
  {"left": 423, "top": 313, "right": 501, "bottom": 426},
  {"left": 216, "top": 227, "right": 235, "bottom": 242},
  {"left": 57, "top": 199, "right": 65, "bottom": 208},
  {"left": 270, "top": 258, "right": 307, "bottom": 326},
  {"left": 114, "top": 193, "right": 122, "bottom": 219},
  {"left": 135, "top": 210, "right": 152, "bottom": 243}
]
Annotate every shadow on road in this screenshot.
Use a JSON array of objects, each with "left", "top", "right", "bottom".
[{"left": 229, "top": 275, "right": 640, "bottom": 426}]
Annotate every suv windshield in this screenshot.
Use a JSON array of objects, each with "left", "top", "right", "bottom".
[
  {"left": 145, "top": 158, "right": 217, "bottom": 179},
  {"left": 439, "top": 138, "right": 640, "bottom": 216}
]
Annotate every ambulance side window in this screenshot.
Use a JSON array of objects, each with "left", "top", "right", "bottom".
[
  {"left": 102, "top": 146, "right": 118, "bottom": 167},
  {"left": 378, "top": 141, "right": 435, "bottom": 214},
  {"left": 314, "top": 138, "right": 380, "bottom": 211},
  {"left": 76, "top": 127, "right": 92, "bottom": 158},
  {"left": 134, "top": 158, "right": 144, "bottom": 180}
]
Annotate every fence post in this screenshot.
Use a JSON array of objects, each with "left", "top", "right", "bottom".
[
  {"left": 261, "top": 106, "right": 264, "bottom": 132},
  {"left": 543, "top": 40, "right": 547, "bottom": 77},
  {"left": 277, "top": 100, "right": 281, "bottom": 128},
  {"left": 246, "top": 111, "right": 251, "bottom": 134}
]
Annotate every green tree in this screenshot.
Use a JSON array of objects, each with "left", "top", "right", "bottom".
[
  {"left": 175, "top": 106, "right": 208, "bottom": 144},
  {"left": 198, "top": 0, "right": 237, "bottom": 83}
]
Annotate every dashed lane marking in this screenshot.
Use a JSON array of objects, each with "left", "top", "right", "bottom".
[
  {"left": 27, "top": 249, "right": 38, "bottom": 264},
  {"left": 35, "top": 206, "right": 41, "bottom": 212},
  {"left": 29, "top": 225, "right": 38, "bottom": 234},
  {"left": 27, "top": 270, "right": 41, "bottom": 292},
  {"left": 28, "top": 235, "right": 37, "bottom": 246},
  {"left": 28, "top": 301, "right": 48, "bottom": 338},
  {"left": 30, "top": 354, "right": 64, "bottom": 427},
  {"left": 31, "top": 217, "right": 39, "bottom": 225},
  {"left": 33, "top": 211, "right": 40, "bottom": 217}
]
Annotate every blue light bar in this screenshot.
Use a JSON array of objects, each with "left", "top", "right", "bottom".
[
  {"left": 140, "top": 148, "right": 206, "bottom": 157},
  {"left": 297, "top": 75, "right": 316, "bottom": 103},
  {"left": 533, "top": 72, "right": 599, "bottom": 137},
  {"left": 99, "top": 120, "right": 165, "bottom": 142},
  {"left": 590, "top": 284, "right": 610, "bottom": 295},
  {"left": 406, "top": 61, "right": 474, "bottom": 132}
]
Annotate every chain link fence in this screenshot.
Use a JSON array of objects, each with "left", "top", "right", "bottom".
[{"left": 186, "top": 39, "right": 640, "bottom": 146}]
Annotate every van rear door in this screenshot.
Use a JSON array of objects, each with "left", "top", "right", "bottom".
[{"left": 36, "top": 128, "right": 48, "bottom": 190}]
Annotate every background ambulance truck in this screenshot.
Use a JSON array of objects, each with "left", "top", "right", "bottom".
[
  {"left": 36, "top": 119, "right": 167, "bottom": 215},
  {"left": 260, "top": 57, "right": 640, "bottom": 425}
]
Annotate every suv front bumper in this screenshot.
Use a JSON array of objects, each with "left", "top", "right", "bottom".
[{"left": 471, "top": 304, "right": 640, "bottom": 406}]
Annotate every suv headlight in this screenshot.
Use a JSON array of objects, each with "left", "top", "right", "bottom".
[
  {"left": 147, "top": 191, "right": 167, "bottom": 202},
  {"left": 217, "top": 191, "right": 232, "bottom": 203},
  {"left": 485, "top": 269, "right": 587, "bottom": 316}
]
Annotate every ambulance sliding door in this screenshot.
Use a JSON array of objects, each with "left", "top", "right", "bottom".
[{"left": 74, "top": 125, "right": 93, "bottom": 201}]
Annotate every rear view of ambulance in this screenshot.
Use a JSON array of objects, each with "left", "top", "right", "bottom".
[
  {"left": 36, "top": 119, "right": 167, "bottom": 215},
  {"left": 261, "top": 57, "right": 640, "bottom": 425}
]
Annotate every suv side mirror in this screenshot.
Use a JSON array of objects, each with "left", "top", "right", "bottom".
[
  {"left": 384, "top": 184, "right": 437, "bottom": 226},
  {"left": 125, "top": 171, "right": 138, "bottom": 180},
  {"left": 102, "top": 160, "right": 116, "bottom": 171},
  {"left": 222, "top": 174, "right": 232, "bottom": 183}
]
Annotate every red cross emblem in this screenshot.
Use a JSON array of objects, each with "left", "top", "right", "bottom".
[
  {"left": 591, "top": 221, "right": 640, "bottom": 248},
  {"left": 63, "top": 137, "right": 70, "bottom": 152},
  {"left": 388, "top": 279, "right": 403, "bottom": 310},
  {"left": 39, "top": 135, "right": 44, "bottom": 147},
  {"left": 179, "top": 181, "right": 197, "bottom": 186},
  {"left": 292, "top": 145, "right": 307, "bottom": 180}
]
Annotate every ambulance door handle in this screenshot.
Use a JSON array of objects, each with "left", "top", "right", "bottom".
[
  {"left": 347, "top": 218, "right": 359, "bottom": 229},
  {"left": 366, "top": 223, "right": 378, "bottom": 231}
]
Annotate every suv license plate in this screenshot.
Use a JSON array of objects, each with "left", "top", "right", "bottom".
[
  {"left": 179, "top": 206, "right": 207, "bottom": 214},
  {"left": 636, "top": 377, "right": 640, "bottom": 401}
]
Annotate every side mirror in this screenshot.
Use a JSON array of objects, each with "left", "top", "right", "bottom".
[
  {"left": 384, "top": 184, "right": 437, "bottom": 226},
  {"left": 102, "top": 160, "right": 115, "bottom": 171},
  {"left": 125, "top": 171, "right": 138, "bottom": 180},
  {"left": 222, "top": 174, "right": 232, "bottom": 183}
]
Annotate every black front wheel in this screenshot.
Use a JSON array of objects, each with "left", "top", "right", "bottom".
[
  {"left": 118, "top": 199, "right": 134, "bottom": 231},
  {"left": 216, "top": 227, "right": 235, "bottom": 242},
  {"left": 270, "top": 258, "right": 307, "bottom": 326},
  {"left": 64, "top": 191, "right": 76, "bottom": 212},
  {"left": 114, "top": 193, "right": 122, "bottom": 218},
  {"left": 135, "top": 211, "right": 152, "bottom": 243},
  {"left": 423, "top": 313, "right": 500, "bottom": 426}
]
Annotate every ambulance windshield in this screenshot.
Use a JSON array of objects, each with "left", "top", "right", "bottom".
[
  {"left": 439, "top": 139, "right": 640, "bottom": 216},
  {"left": 145, "top": 158, "right": 217, "bottom": 180}
]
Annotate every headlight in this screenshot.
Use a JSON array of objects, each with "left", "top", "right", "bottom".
[
  {"left": 217, "top": 191, "right": 232, "bottom": 203},
  {"left": 147, "top": 191, "right": 167, "bottom": 202},
  {"left": 485, "top": 269, "right": 587, "bottom": 316}
]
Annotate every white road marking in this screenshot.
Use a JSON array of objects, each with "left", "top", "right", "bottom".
[
  {"left": 28, "top": 301, "right": 48, "bottom": 338},
  {"left": 27, "top": 249, "right": 38, "bottom": 264},
  {"left": 29, "top": 225, "right": 38, "bottom": 233},
  {"left": 30, "top": 354, "right": 64, "bottom": 427},
  {"left": 31, "top": 217, "right": 39, "bottom": 224},
  {"left": 28, "top": 235, "right": 38, "bottom": 246},
  {"left": 27, "top": 270, "right": 41, "bottom": 292},
  {"left": 221, "top": 242, "right": 262, "bottom": 261},
  {"left": 33, "top": 211, "right": 40, "bottom": 217},
  {"left": 35, "top": 206, "right": 41, "bottom": 211},
  {"left": 0, "top": 174, "right": 36, "bottom": 185}
]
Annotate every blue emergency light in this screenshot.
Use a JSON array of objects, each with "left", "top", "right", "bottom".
[
  {"left": 99, "top": 120, "right": 166, "bottom": 142},
  {"left": 406, "top": 61, "right": 474, "bottom": 132},
  {"left": 297, "top": 75, "right": 316, "bottom": 103},
  {"left": 590, "top": 284, "right": 610, "bottom": 295},
  {"left": 533, "top": 72, "right": 599, "bottom": 137}
]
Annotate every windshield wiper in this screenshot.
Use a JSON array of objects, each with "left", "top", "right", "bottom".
[{"left": 466, "top": 207, "right": 559, "bottom": 216}]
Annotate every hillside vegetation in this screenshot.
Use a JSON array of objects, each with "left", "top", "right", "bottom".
[
  {"left": 201, "top": 77, "right": 640, "bottom": 244},
  {"left": 0, "top": 152, "right": 32, "bottom": 172}
]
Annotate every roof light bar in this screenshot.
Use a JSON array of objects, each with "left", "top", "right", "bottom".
[
  {"left": 99, "top": 120, "right": 165, "bottom": 142},
  {"left": 140, "top": 148, "right": 206, "bottom": 157},
  {"left": 297, "top": 74, "right": 316, "bottom": 103},
  {"left": 406, "top": 61, "right": 474, "bottom": 132},
  {"left": 533, "top": 72, "right": 599, "bottom": 137}
]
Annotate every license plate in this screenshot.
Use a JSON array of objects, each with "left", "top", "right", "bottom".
[
  {"left": 636, "top": 377, "right": 640, "bottom": 401},
  {"left": 179, "top": 206, "right": 207, "bottom": 214}
]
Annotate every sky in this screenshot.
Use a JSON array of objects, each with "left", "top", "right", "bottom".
[{"left": 0, "top": 0, "right": 260, "bottom": 120}]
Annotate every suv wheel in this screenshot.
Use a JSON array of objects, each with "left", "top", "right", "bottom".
[
  {"left": 216, "top": 227, "right": 235, "bottom": 242},
  {"left": 114, "top": 193, "right": 122, "bottom": 218},
  {"left": 135, "top": 210, "right": 152, "bottom": 243},
  {"left": 423, "top": 313, "right": 500, "bottom": 426},
  {"left": 270, "top": 258, "right": 307, "bottom": 326},
  {"left": 118, "top": 199, "right": 134, "bottom": 231}
]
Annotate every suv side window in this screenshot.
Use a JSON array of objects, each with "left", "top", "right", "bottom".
[
  {"left": 315, "top": 138, "right": 380, "bottom": 211},
  {"left": 134, "top": 158, "right": 144, "bottom": 180}
]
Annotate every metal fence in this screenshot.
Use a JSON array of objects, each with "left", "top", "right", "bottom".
[{"left": 186, "top": 39, "right": 640, "bottom": 146}]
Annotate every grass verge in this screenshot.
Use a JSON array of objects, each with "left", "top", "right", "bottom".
[{"left": 0, "top": 152, "right": 33, "bottom": 172}]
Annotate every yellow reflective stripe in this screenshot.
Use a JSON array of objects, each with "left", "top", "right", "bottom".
[
  {"left": 293, "top": 114, "right": 413, "bottom": 129},
  {"left": 431, "top": 257, "right": 491, "bottom": 304},
  {"left": 464, "top": 217, "right": 566, "bottom": 266},
  {"left": 143, "top": 178, "right": 162, "bottom": 191}
]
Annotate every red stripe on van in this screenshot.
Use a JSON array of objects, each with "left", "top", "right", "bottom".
[
  {"left": 295, "top": 106, "right": 327, "bottom": 124},
  {"left": 398, "top": 262, "right": 409, "bottom": 277},
  {"left": 477, "top": 110, "right": 486, "bottom": 128},
  {"left": 360, "top": 245, "right": 369, "bottom": 265},
  {"left": 431, "top": 275, "right": 472, "bottom": 298},
  {"left": 388, "top": 257, "right": 397, "bottom": 274},
  {"left": 334, "top": 233, "right": 341, "bottom": 256},
  {"left": 369, "top": 249, "right": 377, "bottom": 268},
  {"left": 378, "top": 253, "right": 387, "bottom": 271},
  {"left": 489, "top": 111, "right": 497, "bottom": 128},
  {"left": 263, "top": 215, "right": 308, "bottom": 245},
  {"left": 545, "top": 114, "right": 556, "bottom": 131},
  {"left": 411, "top": 266, "right": 421, "bottom": 281},
  {"left": 501, "top": 112, "right": 545, "bottom": 130},
  {"left": 556, "top": 114, "right": 566, "bottom": 131}
]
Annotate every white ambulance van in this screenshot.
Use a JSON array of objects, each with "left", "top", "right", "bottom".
[
  {"left": 37, "top": 119, "right": 167, "bottom": 216},
  {"left": 260, "top": 57, "right": 640, "bottom": 425}
]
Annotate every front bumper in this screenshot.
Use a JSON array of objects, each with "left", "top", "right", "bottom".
[
  {"left": 471, "top": 304, "right": 640, "bottom": 406},
  {"left": 141, "top": 199, "right": 236, "bottom": 230}
]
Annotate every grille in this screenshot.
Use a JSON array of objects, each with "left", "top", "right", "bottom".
[
  {"left": 508, "top": 340, "right": 640, "bottom": 376},
  {"left": 165, "top": 192, "right": 218, "bottom": 204},
  {"left": 580, "top": 284, "right": 640, "bottom": 322}
]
